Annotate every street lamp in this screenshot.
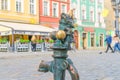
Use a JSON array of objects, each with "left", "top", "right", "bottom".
[{"left": 111, "top": 0, "right": 120, "bottom": 36}]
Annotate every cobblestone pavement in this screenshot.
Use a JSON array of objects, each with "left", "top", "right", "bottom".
[{"left": 0, "top": 50, "right": 120, "bottom": 80}]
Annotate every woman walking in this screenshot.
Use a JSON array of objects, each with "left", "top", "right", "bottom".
[{"left": 113, "top": 34, "right": 120, "bottom": 53}]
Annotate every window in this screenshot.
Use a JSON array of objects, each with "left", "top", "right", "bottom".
[
  {"left": 99, "top": 34, "right": 103, "bottom": 47},
  {"left": 90, "top": 0, "right": 94, "bottom": 2},
  {"left": 98, "top": 12, "right": 101, "bottom": 23},
  {"left": 29, "top": 0, "right": 36, "bottom": 14},
  {"left": 1, "top": 0, "right": 8, "bottom": 10},
  {"left": 52, "top": 2, "right": 58, "bottom": 17},
  {"left": 82, "top": 10, "right": 86, "bottom": 20},
  {"left": 61, "top": 5, "right": 66, "bottom": 13},
  {"left": 61, "top": 0, "right": 67, "bottom": 2},
  {"left": 98, "top": 0, "right": 102, "bottom": 4},
  {"left": 16, "top": 0, "right": 24, "bottom": 12},
  {"left": 43, "top": 1, "right": 49, "bottom": 16},
  {"left": 90, "top": 11, "right": 94, "bottom": 22},
  {"left": 91, "top": 33, "right": 95, "bottom": 47}
]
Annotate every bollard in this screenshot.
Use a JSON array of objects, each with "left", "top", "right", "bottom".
[{"left": 38, "top": 9, "right": 79, "bottom": 80}]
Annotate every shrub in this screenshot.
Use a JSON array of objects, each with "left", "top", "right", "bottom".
[
  {"left": 0, "top": 38, "right": 8, "bottom": 43},
  {"left": 37, "top": 40, "right": 44, "bottom": 43},
  {"left": 49, "top": 39, "right": 54, "bottom": 43},
  {"left": 20, "top": 39, "right": 30, "bottom": 43}
]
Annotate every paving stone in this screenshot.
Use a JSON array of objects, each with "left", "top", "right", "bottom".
[{"left": 0, "top": 50, "right": 120, "bottom": 80}]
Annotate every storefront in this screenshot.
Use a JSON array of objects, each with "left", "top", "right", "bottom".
[
  {"left": 83, "top": 27, "right": 95, "bottom": 49},
  {"left": 95, "top": 28, "right": 106, "bottom": 49},
  {"left": 82, "top": 27, "right": 106, "bottom": 50},
  {"left": 73, "top": 26, "right": 83, "bottom": 49},
  {"left": 0, "top": 21, "right": 55, "bottom": 51}
]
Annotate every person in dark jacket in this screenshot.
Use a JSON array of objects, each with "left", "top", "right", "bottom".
[{"left": 105, "top": 35, "right": 114, "bottom": 53}]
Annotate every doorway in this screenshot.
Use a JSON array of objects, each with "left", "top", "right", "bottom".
[
  {"left": 82, "top": 33, "right": 87, "bottom": 49},
  {"left": 100, "top": 34, "right": 103, "bottom": 47},
  {"left": 29, "top": 35, "right": 32, "bottom": 41},
  {"left": 90, "top": 33, "right": 95, "bottom": 47},
  {"left": 74, "top": 30, "right": 79, "bottom": 49}
]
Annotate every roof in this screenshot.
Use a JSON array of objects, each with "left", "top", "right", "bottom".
[{"left": 0, "top": 21, "right": 55, "bottom": 35}]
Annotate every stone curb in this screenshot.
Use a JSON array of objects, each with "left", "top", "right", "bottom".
[
  {"left": 0, "top": 50, "right": 102, "bottom": 59},
  {"left": 0, "top": 51, "right": 53, "bottom": 59}
]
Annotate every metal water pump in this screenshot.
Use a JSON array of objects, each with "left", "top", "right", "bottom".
[{"left": 38, "top": 10, "right": 79, "bottom": 80}]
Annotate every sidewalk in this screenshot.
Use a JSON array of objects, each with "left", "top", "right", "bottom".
[
  {"left": 0, "top": 51, "right": 53, "bottom": 59},
  {"left": 0, "top": 49, "right": 102, "bottom": 59}
]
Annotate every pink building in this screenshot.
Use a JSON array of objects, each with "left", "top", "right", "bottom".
[{"left": 39, "top": 0, "right": 70, "bottom": 28}]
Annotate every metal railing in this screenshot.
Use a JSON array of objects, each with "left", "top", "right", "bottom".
[
  {"left": 36, "top": 43, "right": 42, "bottom": 51},
  {"left": 15, "top": 42, "right": 29, "bottom": 52},
  {"left": 0, "top": 42, "right": 10, "bottom": 52},
  {"left": 0, "top": 42, "right": 54, "bottom": 52}
]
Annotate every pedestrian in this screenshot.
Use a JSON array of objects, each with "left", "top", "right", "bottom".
[
  {"left": 105, "top": 34, "right": 114, "bottom": 53},
  {"left": 31, "top": 35, "right": 36, "bottom": 52},
  {"left": 113, "top": 34, "right": 120, "bottom": 53}
]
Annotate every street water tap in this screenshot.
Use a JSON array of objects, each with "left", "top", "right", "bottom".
[{"left": 38, "top": 9, "right": 79, "bottom": 80}]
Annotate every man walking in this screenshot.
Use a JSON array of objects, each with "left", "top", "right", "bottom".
[{"left": 105, "top": 34, "right": 114, "bottom": 53}]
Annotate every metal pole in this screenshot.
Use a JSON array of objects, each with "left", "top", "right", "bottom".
[
  {"left": 12, "top": 31, "right": 14, "bottom": 52},
  {"left": 115, "top": 0, "right": 119, "bottom": 36}
]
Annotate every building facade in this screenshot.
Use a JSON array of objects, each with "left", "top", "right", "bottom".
[
  {"left": 70, "top": 0, "right": 106, "bottom": 50},
  {"left": 0, "top": 0, "right": 39, "bottom": 24},
  {"left": 39, "top": 0, "right": 70, "bottom": 28},
  {"left": 0, "top": 0, "right": 39, "bottom": 43},
  {"left": 104, "top": 0, "right": 115, "bottom": 36},
  {"left": 0, "top": 0, "right": 54, "bottom": 46}
]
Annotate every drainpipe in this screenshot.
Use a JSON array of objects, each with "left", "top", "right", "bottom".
[
  {"left": 0, "top": 24, "right": 14, "bottom": 52},
  {"left": 115, "top": 0, "right": 119, "bottom": 37}
]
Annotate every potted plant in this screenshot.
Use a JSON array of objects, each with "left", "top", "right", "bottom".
[
  {"left": 49, "top": 39, "right": 54, "bottom": 43},
  {"left": 24, "top": 40, "right": 30, "bottom": 43},
  {"left": 0, "top": 38, "right": 8, "bottom": 44},
  {"left": 20, "top": 39, "right": 30, "bottom": 44},
  {"left": 37, "top": 39, "right": 44, "bottom": 44}
]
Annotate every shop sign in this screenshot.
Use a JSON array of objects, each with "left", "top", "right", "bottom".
[
  {"left": 0, "top": 31, "right": 12, "bottom": 35},
  {"left": 14, "top": 31, "right": 49, "bottom": 35},
  {"left": 39, "top": 32, "right": 49, "bottom": 35},
  {"left": 14, "top": 31, "right": 25, "bottom": 34},
  {"left": 84, "top": 27, "right": 94, "bottom": 32},
  {"left": 25, "top": 32, "right": 34, "bottom": 35}
]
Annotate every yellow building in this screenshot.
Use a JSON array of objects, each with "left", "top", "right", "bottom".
[
  {"left": 0, "top": 0, "right": 39, "bottom": 24},
  {"left": 0, "top": 0, "right": 53, "bottom": 46},
  {"left": 104, "top": 0, "right": 115, "bottom": 36}
]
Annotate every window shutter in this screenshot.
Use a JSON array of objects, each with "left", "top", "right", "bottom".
[
  {"left": 48, "top": 1, "right": 50, "bottom": 16},
  {"left": 65, "top": 5, "right": 67, "bottom": 13},
  {"left": 100, "top": 14, "right": 102, "bottom": 23},
  {"left": 8, "top": 0, "right": 11, "bottom": 10},
  {"left": 0, "top": 0, "right": 1, "bottom": 10},
  {"left": 85, "top": 10, "right": 87, "bottom": 19},
  {"left": 34, "top": 0, "right": 36, "bottom": 14},
  {"left": 21, "top": 0, "right": 24, "bottom": 13},
  {"left": 29, "top": 0, "right": 30, "bottom": 14},
  {"left": 93, "top": 11, "right": 94, "bottom": 22},
  {"left": 57, "top": 3, "right": 59, "bottom": 17}
]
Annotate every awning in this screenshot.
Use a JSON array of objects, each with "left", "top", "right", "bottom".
[
  {"left": 0, "top": 21, "right": 55, "bottom": 35},
  {"left": 0, "top": 25, "right": 12, "bottom": 35}
]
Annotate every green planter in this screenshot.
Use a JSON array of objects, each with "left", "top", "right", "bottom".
[
  {"left": 20, "top": 39, "right": 30, "bottom": 44},
  {"left": 37, "top": 40, "right": 44, "bottom": 44},
  {"left": 49, "top": 40, "right": 54, "bottom": 43},
  {"left": 0, "top": 39, "right": 8, "bottom": 44}
]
